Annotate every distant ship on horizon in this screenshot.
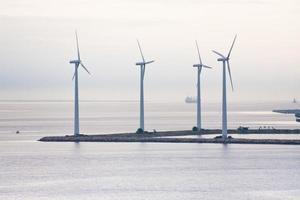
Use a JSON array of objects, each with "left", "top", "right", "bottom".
[
  {"left": 185, "top": 96, "right": 197, "bottom": 103},
  {"left": 293, "top": 98, "right": 297, "bottom": 104}
]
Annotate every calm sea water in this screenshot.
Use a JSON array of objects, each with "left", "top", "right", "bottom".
[
  {"left": 0, "top": 101, "right": 299, "bottom": 200},
  {"left": 0, "top": 100, "right": 298, "bottom": 138}
]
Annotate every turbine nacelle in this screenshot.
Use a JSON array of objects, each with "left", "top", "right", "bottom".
[
  {"left": 136, "top": 62, "right": 144, "bottom": 66},
  {"left": 217, "top": 57, "right": 229, "bottom": 62},
  {"left": 70, "top": 60, "right": 81, "bottom": 64}
]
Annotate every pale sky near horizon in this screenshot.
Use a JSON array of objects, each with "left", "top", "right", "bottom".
[{"left": 0, "top": 0, "right": 299, "bottom": 102}]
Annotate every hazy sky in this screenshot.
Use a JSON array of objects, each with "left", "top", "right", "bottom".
[{"left": 0, "top": 0, "right": 299, "bottom": 102}]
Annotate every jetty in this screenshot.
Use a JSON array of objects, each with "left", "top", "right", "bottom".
[{"left": 39, "top": 129, "right": 300, "bottom": 145}]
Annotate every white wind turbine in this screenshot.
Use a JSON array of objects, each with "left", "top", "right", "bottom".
[
  {"left": 69, "top": 31, "right": 91, "bottom": 136},
  {"left": 212, "top": 35, "right": 237, "bottom": 139},
  {"left": 193, "top": 41, "right": 212, "bottom": 132},
  {"left": 135, "top": 40, "right": 154, "bottom": 133}
]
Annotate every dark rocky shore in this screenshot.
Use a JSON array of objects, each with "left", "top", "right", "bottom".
[{"left": 39, "top": 129, "right": 300, "bottom": 145}]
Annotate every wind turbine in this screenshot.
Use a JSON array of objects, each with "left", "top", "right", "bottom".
[
  {"left": 69, "top": 31, "right": 91, "bottom": 136},
  {"left": 135, "top": 40, "right": 154, "bottom": 133},
  {"left": 212, "top": 35, "right": 237, "bottom": 139},
  {"left": 193, "top": 41, "right": 212, "bottom": 132}
]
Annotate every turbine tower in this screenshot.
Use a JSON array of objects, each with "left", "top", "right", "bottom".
[
  {"left": 212, "top": 35, "right": 237, "bottom": 139},
  {"left": 69, "top": 31, "right": 91, "bottom": 136},
  {"left": 193, "top": 41, "right": 212, "bottom": 132},
  {"left": 135, "top": 40, "right": 154, "bottom": 133}
]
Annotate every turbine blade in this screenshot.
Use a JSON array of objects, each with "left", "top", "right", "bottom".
[
  {"left": 195, "top": 40, "right": 202, "bottom": 65},
  {"left": 227, "top": 34, "right": 237, "bottom": 58},
  {"left": 136, "top": 39, "right": 145, "bottom": 63},
  {"left": 212, "top": 50, "right": 225, "bottom": 58},
  {"left": 72, "top": 72, "right": 76, "bottom": 80},
  {"left": 202, "top": 64, "right": 212, "bottom": 69},
  {"left": 227, "top": 60, "right": 234, "bottom": 91},
  {"left": 75, "top": 30, "right": 80, "bottom": 61},
  {"left": 145, "top": 60, "right": 154, "bottom": 64},
  {"left": 80, "top": 63, "right": 91, "bottom": 74}
]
